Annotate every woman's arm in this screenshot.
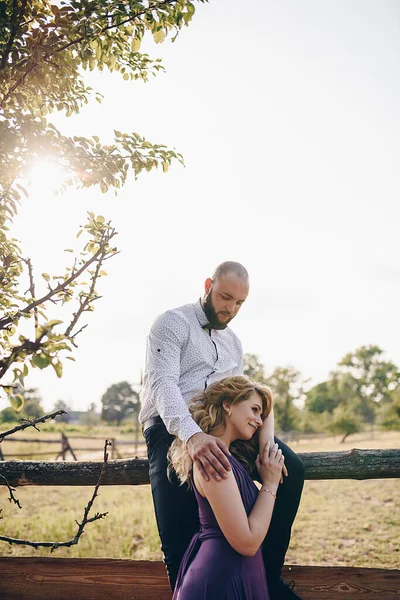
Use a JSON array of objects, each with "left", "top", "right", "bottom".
[
  {"left": 259, "top": 407, "right": 274, "bottom": 452},
  {"left": 194, "top": 441, "right": 283, "bottom": 557},
  {"left": 259, "top": 408, "right": 288, "bottom": 481}
]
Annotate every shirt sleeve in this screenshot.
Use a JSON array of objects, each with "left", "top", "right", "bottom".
[
  {"left": 237, "top": 339, "right": 244, "bottom": 374},
  {"left": 145, "top": 310, "right": 202, "bottom": 442}
]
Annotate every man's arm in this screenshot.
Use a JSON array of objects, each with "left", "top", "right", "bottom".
[
  {"left": 146, "top": 311, "right": 231, "bottom": 480},
  {"left": 146, "top": 311, "right": 200, "bottom": 440}
]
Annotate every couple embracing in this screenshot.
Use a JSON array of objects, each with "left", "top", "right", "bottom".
[{"left": 139, "top": 262, "right": 304, "bottom": 600}]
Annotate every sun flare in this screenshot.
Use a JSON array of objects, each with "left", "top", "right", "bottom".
[{"left": 27, "top": 160, "right": 70, "bottom": 197}]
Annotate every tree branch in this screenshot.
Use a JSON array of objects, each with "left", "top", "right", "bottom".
[
  {"left": 0, "top": 0, "right": 178, "bottom": 106},
  {"left": 0, "top": 410, "right": 66, "bottom": 443},
  {"left": 54, "top": 0, "right": 178, "bottom": 55},
  {"left": 0, "top": 333, "right": 46, "bottom": 380},
  {"left": 0, "top": 0, "right": 28, "bottom": 70},
  {"left": 64, "top": 239, "right": 106, "bottom": 338},
  {"left": 0, "top": 229, "right": 116, "bottom": 332},
  {"left": 22, "top": 257, "right": 38, "bottom": 333},
  {"left": 0, "top": 439, "right": 111, "bottom": 549},
  {"left": 0, "top": 474, "right": 22, "bottom": 510}
]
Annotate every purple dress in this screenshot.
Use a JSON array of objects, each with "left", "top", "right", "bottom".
[{"left": 173, "top": 454, "right": 270, "bottom": 600}]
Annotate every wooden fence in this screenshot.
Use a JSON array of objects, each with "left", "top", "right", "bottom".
[
  {"left": 1, "top": 448, "right": 400, "bottom": 600},
  {"left": 0, "top": 433, "right": 147, "bottom": 461}
]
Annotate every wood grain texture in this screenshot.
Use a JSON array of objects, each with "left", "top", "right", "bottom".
[
  {"left": 1, "top": 448, "right": 399, "bottom": 487},
  {"left": 0, "top": 558, "right": 399, "bottom": 600}
]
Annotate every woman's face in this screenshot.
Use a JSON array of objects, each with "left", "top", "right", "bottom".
[{"left": 227, "top": 391, "right": 263, "bottom": 441}]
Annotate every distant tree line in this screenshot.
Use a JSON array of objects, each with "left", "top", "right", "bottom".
[
  {"left": 1, "top": 345, "right": 399, "bottom": 441},
  {"left": 0, "top": 380, "right": 140, "bottom": 428},
  {"left": 244, "top": 345, "right": 400, "bottom": 441}
]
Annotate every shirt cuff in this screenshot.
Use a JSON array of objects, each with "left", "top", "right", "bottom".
[{"left": 179, "top": 417, "right": 202, "bottom": 443}]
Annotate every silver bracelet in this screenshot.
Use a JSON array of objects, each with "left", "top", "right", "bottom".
[{"left": 259, "top": 486, "right": 276, "bottom": 499}]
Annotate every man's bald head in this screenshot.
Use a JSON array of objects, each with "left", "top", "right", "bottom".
[
  {"left": 202, "top": 262, "right": 249, "bottom": 329},
  {"left": 211, "top": 261, "right": 249, "bottom": 284}
]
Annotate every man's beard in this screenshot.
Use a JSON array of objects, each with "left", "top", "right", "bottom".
[{"left": 203, "top": 289, "right": 233, "bottom": 330}]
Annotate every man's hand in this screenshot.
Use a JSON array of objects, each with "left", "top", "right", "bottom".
[{"left": 187, "top": 432, "right": 231, "bottom": 482}]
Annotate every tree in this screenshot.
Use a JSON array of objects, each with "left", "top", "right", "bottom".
[
  {"left": 0, "top": 0, "right": 202, "bottom": 408},
  {"left": 0, "top": 406, "right": 19, "bottom": 423},
  {"left": 243, "top": 353, "right": 266, "bottom": 383},
  {"left": 244, "top": 354, "right": 305, "bottom": 432},
  {"left": 264, "top": 366, "right": 304, "bottom": 432},
  {"left": 305, "top": 379, "right": 341, "bottom": 415},
  {"left": 53, "top": 399, "right": 71, "bottom": 422},
  {"left": 337, "top": 345, "right": 400, "bottom": 426},
  {"left": 379, "top": 385, "right": 400, "bottom": 431},
  {"left": 80, "top": 401, "right": 101, "bottom": 426},
  {"left": 101, "top": 381, "right": 139, "bottom": 425},
  {"left": 18, "top": 385, "right": 44, "bottom": 418},
  {"left": 328, "top": 405, "right": 363, "bottom": 443}
]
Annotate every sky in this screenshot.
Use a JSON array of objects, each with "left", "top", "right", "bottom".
[{"left": 3, "top": 0, "right": 400, "bottom": 412}]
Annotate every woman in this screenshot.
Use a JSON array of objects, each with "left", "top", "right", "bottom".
[{"left": 168, "top": 375, "right": 284, "bottom": 600}]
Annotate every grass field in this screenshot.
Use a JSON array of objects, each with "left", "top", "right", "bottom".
[{"left": 0, "top": 429, "right": 399, "bottom": 570}]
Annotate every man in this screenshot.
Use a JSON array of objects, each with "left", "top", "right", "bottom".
[{"left": 139, "top": 261, "right": 304, "bottom": 599}]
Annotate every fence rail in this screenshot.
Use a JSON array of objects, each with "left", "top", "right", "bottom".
[
  {"left": 1, "top": 448, "right": 399, "bottom": 487},
  {"left": 0, "top": 432, "right": 146, "bottom": 461}
]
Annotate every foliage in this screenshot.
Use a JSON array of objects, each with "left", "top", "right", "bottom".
[
  {"left": 0, "top": 406, "right": 19, "bottom": 423},
  {"left": 337, "top": 345, "right": 400, "bottom": 424},
  {"left": 53, "top": 399, "right": 71, "bottom": 422},
  {"left": 327, "top": 405, "right": 363, "bottom": 443},
  {"left": 243, "top": 353, "right": 266, "bottom": 383},
  {"left": 16, "top": 384, "right": 44, "bottom": 418},
  {"left": 244, "top": 354, "right": 309, "bottom": 432},
  {"left": 101, "top": 380, "right": 139, "bottom": 425},
  {"left": 245, "top": 348, "right": 400, "bottom": 434},
  {"left": 264, "top": 366, "right": 304, "bottom": 432},
  {"left": 305, "top": 346, "right": 400, "bottom": 430},
  {"left": 0, "top": 0, "right": 203, "bottom": 408},
  {"left": 80, "top": 402, "right": 101, "bottom": 426},
  {"left": 379, "top": 386, "right": 400, "bottom": 431},
  {"left": 0, "top": 214, "right": 119, "bottom": 408},
  {"left": 305, "top": 378, "right": 342, "bottom": 415}
]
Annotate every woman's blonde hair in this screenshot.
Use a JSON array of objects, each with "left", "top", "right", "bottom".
[{"left": 168, "top": 375, "right": 273, "bottom": 485}]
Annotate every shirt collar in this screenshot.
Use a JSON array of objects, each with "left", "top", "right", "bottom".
[{"left": 194, "top": 298, "right": 210, "bottom": 328}]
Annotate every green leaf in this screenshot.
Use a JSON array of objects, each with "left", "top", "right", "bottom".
[
  {"left": 46, "top": 319, "right": 63, "bottom": 327},
  {"left": 32, "top": 354, "right": 50, "bottom": 369},
  {"left": 131, "top": 38, "right": 141, "bottom": 52},
  {"left": 10, "top": 394, "right": 24, "bottom": 412},
  {"left": 52, "top": 361, "right": 63, "bottom": 378},
  {"left": 42, "top": 273, "right": 50, "bottom": 281},
  {"left": 153, "top": 30, "right": 166, "bottom": 44}
]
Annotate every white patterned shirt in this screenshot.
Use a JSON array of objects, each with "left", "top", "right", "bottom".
[{"left": 139, "top": 299, "right": 244, "bottom": 442}]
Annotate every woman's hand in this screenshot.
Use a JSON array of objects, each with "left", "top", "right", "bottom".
[{"left": 255, "top": 441, "right": 284, "bottom": 488}]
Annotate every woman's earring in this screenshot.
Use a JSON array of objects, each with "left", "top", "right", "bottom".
[{"left": 228, "top": 409, "right": 232, "bottom": 417}]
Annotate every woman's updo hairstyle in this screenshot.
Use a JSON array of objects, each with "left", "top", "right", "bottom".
[{"left": 168, "top": 375, "right": 273, "bottom": 485}]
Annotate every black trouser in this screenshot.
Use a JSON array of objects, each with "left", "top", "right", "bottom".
[{"left": 144, "top": 420, "right": 305, "bottom": 594}]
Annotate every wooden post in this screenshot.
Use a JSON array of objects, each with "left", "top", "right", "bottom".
[
  {"left": 55, "top": 433, "right": 68, "bottom": 462},
  {"left": 65, "top": 435, "right": 77, "bottom": 461},
  {"left": 134, "top": 420, "right": 139, "bottom": 457}
]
